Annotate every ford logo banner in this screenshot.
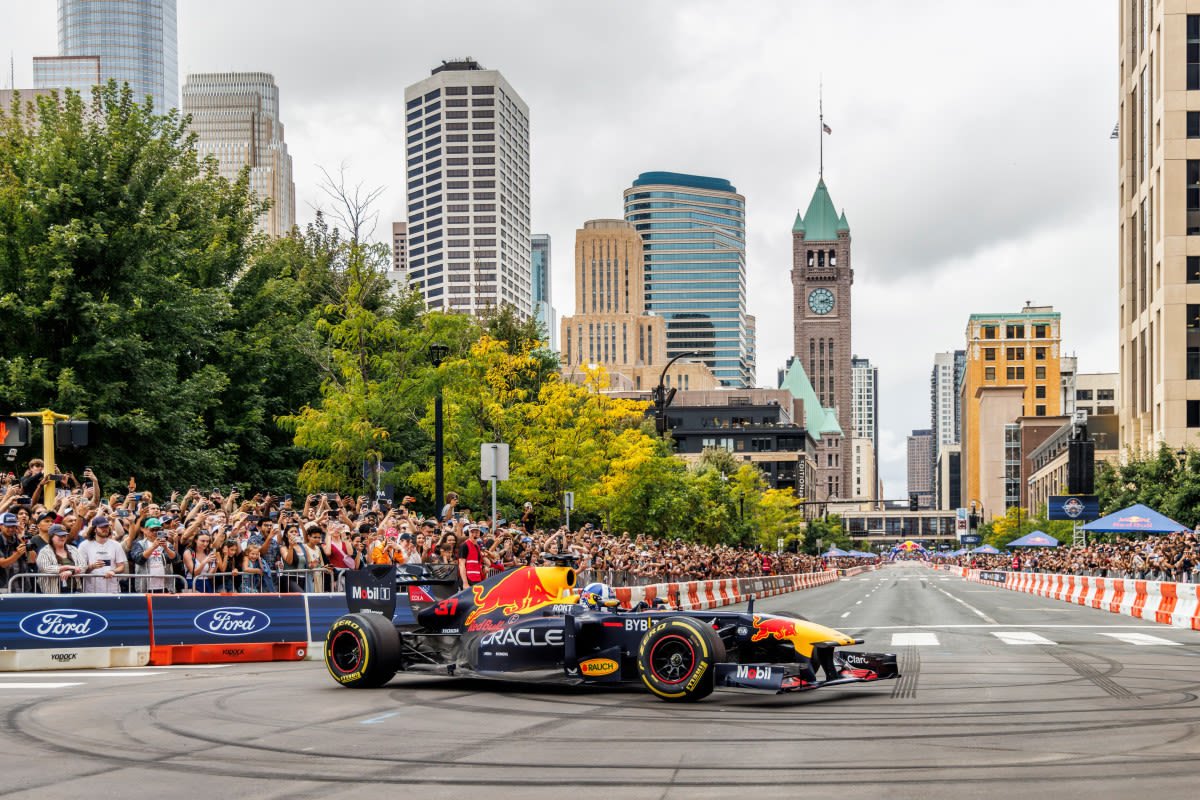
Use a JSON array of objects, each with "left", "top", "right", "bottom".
[
  {"left": 18, "top": 609, "right": 110, "bottom": 641},
  {"left": 193, "top": 607, "right": 272, "bottom": 637}
]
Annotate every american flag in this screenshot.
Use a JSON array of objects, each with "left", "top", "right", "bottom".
[{"left": 822, "top": 122, "right": 832, "bottom": 135}]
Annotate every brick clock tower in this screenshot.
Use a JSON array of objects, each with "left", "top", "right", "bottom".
[{"left": 791, "top": 178, "right": 854, "bottom": 500}]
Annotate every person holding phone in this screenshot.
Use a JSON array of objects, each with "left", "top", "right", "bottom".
[
  {"left": 78, "top": 516, "right": 126, "bottom": 593},
  {"left": 35, "top": 524, "right": 85, "bottom": 594},
  {"left": 131, "top": 518, "right": 176, "bottom": 593}
]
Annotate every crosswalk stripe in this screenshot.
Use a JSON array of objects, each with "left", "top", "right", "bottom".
[
  {"left": 0, "top": 682, "right": 84, "bottom": 689},
  {"left": 891, "top": 632, "right": 939, "bottom": 646},
  {"left": 992, "top": 631, "right": 1056, "bottom": 646},
  {"left": 1098, "top": 632, "right": 1182, "bottom": 646}
]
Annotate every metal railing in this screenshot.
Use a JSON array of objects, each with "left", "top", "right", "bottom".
[{"left": 6, "top": 572, "right": 187, "bottom": 594}]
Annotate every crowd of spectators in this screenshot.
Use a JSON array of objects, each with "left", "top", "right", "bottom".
[
  {"left": 942, "top": 530, "right": 1200, "bottom": 583},
  {"left": 0, "top": 462, "right": 855, "bottom": 595}
]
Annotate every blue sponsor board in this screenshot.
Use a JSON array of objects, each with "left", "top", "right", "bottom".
[
  {"left": 306, "top": 594, "right": 350, "bottom": 641},
  {"left": 960, "top": 534, "right": 982, "bottom": 545},
  {"left": 149, "top": 594, "right": 308, "bottom": 645},
  {"left": 0, "top": 594, "right": 151, "bottom": 650},
  {"left": 1048, "top": 495, "right": 1099, "bottom": 521}
]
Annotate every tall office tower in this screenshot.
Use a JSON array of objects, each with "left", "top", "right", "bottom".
[
  {"left": 404, "top": 58, "right": 531, "bottom": 317},
  {"left": 907, "top": 429, "right": 935, "bottom": 508},
  {"left": 960, "top": 304, "right": 1062, "bottom": 519},
  {"left": 746, "top": 315, "right": 757, "bottom": 384},
  {"left": 931, "top": 350, "right": 965, "bottom": 454},
  {"left": 851, "top": 355, "right": 878, "bottom": 504},
  {"left": 531, "top": 234, "right": 556, "bottom": 349},
  {"left": 1118, "top": 5, "right": 1200, "bottom": 454},
  {"left": 34, "top": 0, "right": 178, "bottom": 111},
  {"left": 183, "top": 72, "right": 295, "bottom": 238},
  {"left": 390, "top": 222, "right": 408, "bottom": 285},
  {"left": 559, "top": 220, "right": 719, "bottom": 391},
  {"left": 793, "top": 178, "right": 854, "bottom": 498},
  {"left": 623, "top": 172, "right": 753, "bottom": 387}
]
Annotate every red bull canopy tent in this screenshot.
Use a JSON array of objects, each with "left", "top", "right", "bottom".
[
  {"left": 1006, "top": 530, "right": 1059, "bottom": 547},
  {"left": 1079, "top": 504, "right": 1189, "bottom": 535}
]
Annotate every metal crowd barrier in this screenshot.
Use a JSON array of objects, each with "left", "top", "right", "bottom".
[{"left": 5, "top": 573, "right": 187, "bottom": 594}]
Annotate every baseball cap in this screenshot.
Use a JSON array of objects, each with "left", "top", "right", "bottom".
[
  {"left": 143, "top": 517, "right": 162, "bottom": 530},
  {"left": 48, "top": 523, "right": 69, "bottom": 538},
  {"left": 420, "top": 519, "right": 437, "bottom": 528},
  {"left": 398, "top": 532, "right": 412, "bottom": 542},
  {"left": 1, "top": 512, "right": 17, "bottom": 526},
  {"left": 522, "top": 536, "right": 533, "bottom": 543},
  {"left": 91, "top": 515, "right": 110, "bottom": 528},
  {"left": 36, "top": 511, "right": 56, "bottom": 523}
]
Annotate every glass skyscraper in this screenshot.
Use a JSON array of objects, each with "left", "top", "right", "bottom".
[
  {"left": 531, "top": 234, "right": 556, "bottom": 348},
  {"left": 622, "top": 172, "right": 753, "bottom": 387},
  {"left": 34, "top": 0, "right": 178, "bottom": 111}
]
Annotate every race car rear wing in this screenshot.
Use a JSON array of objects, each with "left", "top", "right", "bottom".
[{"left": 344, "top": 565, "right": 458, "bottom": 620}]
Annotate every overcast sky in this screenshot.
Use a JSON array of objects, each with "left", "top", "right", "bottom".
[{"left": 2, "top": 1, "right": 1118, "bottom": 499}]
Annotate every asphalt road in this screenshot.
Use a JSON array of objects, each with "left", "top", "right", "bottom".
[{"left": 3, "top": 561, "right": 1200, "bottom": 799}]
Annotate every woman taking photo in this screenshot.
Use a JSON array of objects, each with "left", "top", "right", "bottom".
[
  {"left": 277, "top": 523, "right": 307, "bottom": 592},
  {"left": 36, "top": 524, "right": 85, "bottom": 594},
  {"left": 213, "top": 538, "right": 242, "bottom": 592},
  {"left": 183, "top": 531, "right": 218, "bottom": 593}
]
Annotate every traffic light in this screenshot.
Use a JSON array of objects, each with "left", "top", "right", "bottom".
[
  {"left": 909, "top": 494, "right": 918, "bottom": 511},
  {"left": 1068, "top": 438, "right": 1095, "bottom": 494},
  {"left": 55, "top": 420, "right": 89, "bottom": 449},
  {"left": 0, "top": 416, "right": 31, "bottom": 447}
]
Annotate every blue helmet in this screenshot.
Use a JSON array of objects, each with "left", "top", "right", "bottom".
[{"left": 579, "top": 582, "right": 617, "bottom": 608}]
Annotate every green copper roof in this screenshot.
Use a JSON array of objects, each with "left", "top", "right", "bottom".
[
  {"left": 778, "top": 359, "right": 844, "bottom": 438},
  {"left": 792, "top": 210, "right": 805, "bottom": 233},
  {"left": 798, "top": 179, "right": 841, "bottom": 241},
  {"left": 837, "top": 210, "right": 850, "bottom": 233}
]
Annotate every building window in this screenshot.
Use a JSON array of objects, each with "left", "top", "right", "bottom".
[
  {"left": 1191, "top": 112, "right": 1200, "bottom": 139},
  {"left": 1006, "top": 324, "right": 1025, "bottom": 339},
  {"left": 1190, "top": 15, "right": 1200, "bottom": 90},
  {"left": 1035, "top": 366, "right": 1046, "bottom": 379},
  {"left": 1035, "top": 385, "right": 1046, "bottom": 399},
  {"left": 1097, "top": 389, "right": 1114, "bottom": 401},
  {"left": 1076, "top": 389, "right": 1093, "bottom": 400},
  {"left": 1190, "top": 400, "right": 1200, "bottom": 428},
  {"left": 1189, "top": 161, "right": 1200, "bottom": 235},
  {"left": 1006, "top": 366, "right": 1025, "bottom": 380},
  {"left": 984, "top": 348, "right": 996, "bottom": 361},
  {"left": 1034, "top": 347, "right": 1046, "bottom": 360},
  {"left": 985, "top": 367, "right": 996, "bottom": 381},
  {"left": 982, "top": 325, "right": 997, "bottom": 340},
  {"left": 1190, "top": 347, "right": 1200, "bottom": 380},
  {"left": 1190, "top": 304, "right": 1200, "bottom": 331},
  {"left": 1033, "top": 324, "right": 1048, "bottom": 338},
  {"left": 1006, "top": 347, "right": 1025, "bottom": 360}
]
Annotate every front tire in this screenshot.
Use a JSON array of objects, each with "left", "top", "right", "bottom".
[
  {"left": 325, "top": 613, "right": 400, "bottom": 688},
  {"left": 636, "top": 616, "right": 725, "bottom": 702}
]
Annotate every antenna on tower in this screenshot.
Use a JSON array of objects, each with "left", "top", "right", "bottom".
[{"left": 819, "top": 79, "right": 824, "bottom": 180}]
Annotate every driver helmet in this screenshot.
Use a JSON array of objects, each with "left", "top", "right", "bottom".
[{"left": 579, "top": 582, "right": 617, "bottom": 609}]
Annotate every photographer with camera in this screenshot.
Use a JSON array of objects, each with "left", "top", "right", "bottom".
[
  {"left": 0, "top": 512, "right": 31, "bottom": 592},
  {"left": 130, "top": 517, "right": 177, "bottom": 593}
]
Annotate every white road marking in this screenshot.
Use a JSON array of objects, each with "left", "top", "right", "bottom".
[
  {"left": 841, "top": 611, "right": 851, "bottom": 618},
  {"left": 891, "top": 632, "right": 939, "bottom": 646},
  {"left": 361, "top": 711, "right": 404, "bottom": 724},
  {"left": 992, "top": 631, "right": 1057, "bottom": 646},
  {"left": 0, "top": 671, "right": 164, "bottom": 678},
  {"left": 1098, "top": 632, "right": 1182, "bottom": 646},
  {"left": 934, "top": 586, "right": 998, "bottom": 624},
  {"left": 0, "top": 682, "right": 84, "bottom": 689},
  {"left": 855, "top": 600, "right": 863, "bottom": 605}
]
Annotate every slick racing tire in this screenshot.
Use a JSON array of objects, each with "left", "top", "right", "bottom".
[
  {"left": 637, "top": 616, "right": 726, "bottom": 702},
  {"left": 325, "top": 613, "right": 400, "bottom": 688}
]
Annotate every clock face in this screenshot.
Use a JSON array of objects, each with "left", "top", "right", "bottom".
[{"left": 808, "top": 288, "right": 835, "bottom": 315}]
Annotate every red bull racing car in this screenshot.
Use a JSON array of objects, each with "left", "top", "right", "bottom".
[{"left": 324, "top": 557, "right": 898, "bottom": 702}]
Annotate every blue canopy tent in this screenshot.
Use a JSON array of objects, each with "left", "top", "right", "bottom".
[
  {"left": 1080, "top": 504, "right": 1189, "bottom": 535},
  {"left": 1007, "top": 530, "right": 1059, "bottom": 547},
  {"left": 823, "top": 547, "right": 849, "bottom": 557},
  {"left": 969, "top": 544, "right": 1000, "bottom": 554}
]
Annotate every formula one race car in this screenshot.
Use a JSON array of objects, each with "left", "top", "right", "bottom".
[{"left": 324, "top": 558, "right": 898, "bottom": 702}]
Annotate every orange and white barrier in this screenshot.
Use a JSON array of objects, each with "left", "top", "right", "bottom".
[
  {"left": 957, "top": 567, "right": 1200, "bottom": 629},
  {"left": 613, "top": 570, "right": 840, "bottom": 612}
]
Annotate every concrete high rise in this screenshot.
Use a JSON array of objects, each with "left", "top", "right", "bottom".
[
  {"left": 390, "top": 222, "right": 408, "bottom": 285},
  {"left": 959, "top": 304, "right": 1062, "bottom": 519},
  {"left": 851, "top": 356, "right": 878, "bottom": 503},
  {"left": 559, "top": 220, "right": 719, "bottom": 391},
  {"left": 931, "top": 350, "right": 966, "bottom": 459},
  {"left": 404, "top": 58, "right": 531, "bottom": 317},
  {"left": 531, "top": 234, "right": 556, "bottom": 349},
  {"left": 1117, "top": 4, "right": 1200, "bottom": 455},
  {"left": 34, "top": 0, "right": 178, "bottom": 111},
  {"left": 623, "top": 172, "right": 753, "bottom": 387},
  {"left": 907, "top": 429, "right": 934, "bottom": 509},
  {"left": 183, "top": 72, "right": 295, "bottom": 238},
  {"left": 793, "top": 178, "right": 854, "bottom": 499}
]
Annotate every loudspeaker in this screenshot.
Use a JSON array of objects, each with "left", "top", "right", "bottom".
[{"left": 1068, "top": 438, "right": 1095, "bottom": 494}]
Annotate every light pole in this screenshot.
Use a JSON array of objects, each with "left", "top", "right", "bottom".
[
  {"left": 429, "top": 343, "right": 449, "bottom": 517},
  {"left": 653, "top": 351, "right": 698, "bottom": 437}
]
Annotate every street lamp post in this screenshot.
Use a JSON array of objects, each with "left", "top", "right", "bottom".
[
  {"left": 653, "top": 351, "right": 699, "bottom": 437},
  {"left": 429, "top": 343, "right": 449, "bottom": 517}
]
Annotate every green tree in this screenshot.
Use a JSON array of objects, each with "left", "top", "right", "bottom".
[
  {"left": 1096, "top": 443, "right": 1200, "bottom": 529},
  {"left": 800, "top": 514, "right": 850, "bottom": 555},
  {"left": 0, "top": 84, "right": 264, "bottom": 491}
]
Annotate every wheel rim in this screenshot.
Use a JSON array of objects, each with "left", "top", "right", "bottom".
[
  {"left": 649, "top": 634, "right": 696, "bottom": 684},
  {"left": 330, "top": 629, "right": 364, "bottom": 674}
]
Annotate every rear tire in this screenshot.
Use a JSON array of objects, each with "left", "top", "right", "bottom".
[
  {"left": 325, "top": 613, "right": 400, "bottom": 688},
  {"left": 636, "top": 616, "right": 725, "bottom": 702}
]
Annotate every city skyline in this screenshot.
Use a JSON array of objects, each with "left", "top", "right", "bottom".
[{"left": 0, "top": 1, "right": 1118, "bottom": 497}]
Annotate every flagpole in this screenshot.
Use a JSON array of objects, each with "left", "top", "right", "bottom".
[{"left": 819, "top": 81, "right": 824, "bottom": 180}]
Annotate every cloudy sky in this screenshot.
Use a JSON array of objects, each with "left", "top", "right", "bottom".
[{"left": 3, "top": 1, "right": 1118, "bottom": 497}]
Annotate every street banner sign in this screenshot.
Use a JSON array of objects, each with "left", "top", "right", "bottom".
[{"left": 1048, "top": 495, "right": 1099, "bottom": 521}]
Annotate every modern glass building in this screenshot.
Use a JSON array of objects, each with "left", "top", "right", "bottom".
[
  {"left": 531, "top": 234, "right": 556, "bottom": 348},
  {"left": 622, "top": 172, "right": 752, "bottom": 387},
  {"left": 34, "top": 0, "right": 178, "bottom": 111}
]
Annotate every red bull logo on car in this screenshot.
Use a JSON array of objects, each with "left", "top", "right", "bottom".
[
  {"left": 750, "top": 615, "right": 805, "bottom": 643},
  {"left": 463, "top": 567, "right": 574, "bottom": 627}
]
